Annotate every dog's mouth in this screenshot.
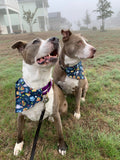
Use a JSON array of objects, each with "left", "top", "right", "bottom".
[
  {"left": 89, "top": 48, "right": 96, "bottom": 59},
  {"left": 37, "top": 49, "right": 58, "bottom": 65},
  {"left": 89, "top": 55, "right": 94, "bottom": 59}
]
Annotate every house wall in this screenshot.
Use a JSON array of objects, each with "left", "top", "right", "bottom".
[
  {"left": 0, "top": 13, "right": 5, "bottom": 25},
  {"left": 4, "top": 12, "right": 19, "bottom": 26},
  {"left": 0, "top": 13, "right": 8, "bottom": 34},
  {"left": 2, "top": 10, "right": 20, "bottom": 33},
  {"left": 0, "top": 0, "right": 49, "bottom": 33}
]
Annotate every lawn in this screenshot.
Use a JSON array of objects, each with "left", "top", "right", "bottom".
[{"left": 0, "top": 30, "right": 120, "bottom": 160}]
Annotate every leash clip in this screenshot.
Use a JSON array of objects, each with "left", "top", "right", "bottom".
[{"left": 43, "top": 94, "right": 49, "bottom": 104}]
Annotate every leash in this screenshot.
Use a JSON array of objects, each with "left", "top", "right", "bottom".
[
  {"left": 15, "top": 78, "right": 52, "bottom": 159},
  {"left": 30, "top": 96, "right": 49, "bottom": 160}
]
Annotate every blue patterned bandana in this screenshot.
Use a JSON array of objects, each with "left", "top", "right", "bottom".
[
  {"left": 15, "top": 78, "right": 52, "bottom": 113},
  {"left": 65, "top": 61, "right": 85, "bottom": 80}
]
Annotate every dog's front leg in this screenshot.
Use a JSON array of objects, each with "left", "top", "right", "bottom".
[
  {"left": 14, "top": 113, "right": 25, "bottom": 156},
  {"left": 81, "top": 78, "right": 89, "bottom": 102},
  {"left": 74, "top": 86, "right": 82, "bottom": 120},
  {"left": 53, "top": 111, "right": 68, "bottom": 155}
]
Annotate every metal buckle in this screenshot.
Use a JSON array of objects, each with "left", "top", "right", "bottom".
[{"left": 43, "top": 94, "right": 49, "bottom": 106}]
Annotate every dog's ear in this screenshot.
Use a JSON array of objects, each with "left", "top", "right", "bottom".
[
  {"left": 61, "top": 29, "right": 72, "bottom": 42},
  {"left": 11, "top": 41, "right": 27, "bottom": 53}
]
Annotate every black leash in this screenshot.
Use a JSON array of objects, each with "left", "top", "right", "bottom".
[
  {"left": 30, "top": 108, "right": 45, "bottom": 160},
  {"left": 30, "top": 96, "right": 49, "bottom": 160}
]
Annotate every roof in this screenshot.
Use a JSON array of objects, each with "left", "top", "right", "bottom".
[{"left": 18, "top": 0, "right": 49, "bottom": 7}]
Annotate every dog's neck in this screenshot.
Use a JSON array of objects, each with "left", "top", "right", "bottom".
[
  {"left": 22, "top": 61, "right": 52, "bottom": 89},
  {"left": 59, "top": 48, "right": 80, "bottom": 68},
  {"left": 64, "top": 55, "right": 80, "bottom": 66}
]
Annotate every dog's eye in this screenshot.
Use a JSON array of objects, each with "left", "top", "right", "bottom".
[
  {"left": 77, "top": 40, "right": 82, "bottom": 45},
  {"left": 85, "top": 39, "right": 89, "bottom": 43},
  {"left": 32, "top": 39, "right": 40, "bottom": 44}
]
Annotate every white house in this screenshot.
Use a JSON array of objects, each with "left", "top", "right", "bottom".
[
  {"left": 0, "top": 0, "right": 49, "bottom": 34},
  {"left": 0, "top": 0, "right": 23, "bottom": 34},
  {"left": 18, "top": 0, "right": 49, "bottom": 32}
]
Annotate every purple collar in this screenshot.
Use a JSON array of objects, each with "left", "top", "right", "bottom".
[{"left": 42, "top": 80, "right": 52, "bottom": 95}]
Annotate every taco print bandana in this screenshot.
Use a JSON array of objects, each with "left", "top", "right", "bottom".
[
  {"left": 15, "top": 78, "right": 52, "bottom": 113},
  {"left": 65, "top": 61, "right": 85, "bottom": 80}
]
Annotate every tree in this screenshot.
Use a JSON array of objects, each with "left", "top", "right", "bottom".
[
  {"left": 76, "top": 20, "right": 81, "bottom": 30},
  {"left": 22, "top": 7, "right": 38, "bottom": 33},
  {"left": 94, "top": 0, "right": 114, "bottom": 31},
  {"left": 83, "top": 10, "right": 91, "bottom": 28}
]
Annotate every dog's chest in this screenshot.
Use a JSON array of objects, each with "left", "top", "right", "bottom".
[
  {"left": 58, "top": 76, "right": 79, "bottom": 94},
  {"left": 22, "top": 88, "right": 54, "bottom": 121}
]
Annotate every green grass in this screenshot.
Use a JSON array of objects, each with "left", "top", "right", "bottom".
[
  {"left": 69, "top": 127, "right": 120, "bottom": 160},
  {"left": 0, "top": 30, "right": 120, "bottom": 160}
]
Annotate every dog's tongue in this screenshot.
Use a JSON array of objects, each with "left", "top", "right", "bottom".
[
  {"left": 37, "top": 55, "right": 58, "bottom": 64},
  {"left": 37, "top": 58, "right": 45, "bottom": 64},
  {"left": 37, "top": 56, "right": 50, "bottom": 64}
]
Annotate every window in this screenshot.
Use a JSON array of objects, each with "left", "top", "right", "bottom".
[
  {"left": 38, "top": 16, "right": 45, "bottom": 30},
  {"left": 35, "top": 0, "right": 43, "bottom": 8}
]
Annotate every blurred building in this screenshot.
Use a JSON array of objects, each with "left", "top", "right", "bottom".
[
  {"left": 0, "top": 0, "right": 23, "bottom": 34},
  {"left": 48, "top": 12, "right": 72, "bottom": 31},
  {"left": 48, "top": 12, "right": 61, "bottom": 31},
  {"left": 0, "top": 0, "right": 49, "bottom": 34}
]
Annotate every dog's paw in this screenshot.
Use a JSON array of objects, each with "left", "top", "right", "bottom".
[
  {"left": 81, "top": 97, "right": 85, "bottom": 102},
  {"left": 48, "top": 116, "right": 54, "bottom": 122},
  {"left": 58, "top": 141, "right": 68, "bottom": 156},
  {"left": 59, "top": 149, "right": 66, "bottom": 156},
  {"left": 14, "top": 141, "right": 24, "bottom": 156},
  {"left": 74, "top": 112, "right": 81, "bottom": 119}
]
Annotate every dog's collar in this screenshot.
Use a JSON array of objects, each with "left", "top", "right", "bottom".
[
  {"left": 59, "top": 60, "right": 85, "bottom": 80},
  {"left": 15, "top": 78, "right": 52, "bottom": 113}
]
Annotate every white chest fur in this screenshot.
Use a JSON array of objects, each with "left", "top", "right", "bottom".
[
  {"left": 21, "top": 61, "right": 54, "bottom": 121},
  {"left": 58, "top": 76, "right": 79, "bottom": 94}
]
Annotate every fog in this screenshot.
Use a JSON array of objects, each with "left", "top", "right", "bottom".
[{"left": 48, "top": 0, "right": 120, "bottom": 30}]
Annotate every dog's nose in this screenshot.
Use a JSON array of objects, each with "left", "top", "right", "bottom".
[
  {"left": 92, "top": 48, "right": 96, "bottom": 54},
  {"left": 49, "top": 37, "right": 59, "bottom": 43}
]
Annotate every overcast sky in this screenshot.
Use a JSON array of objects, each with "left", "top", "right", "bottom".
[{"left": 48, "top": 0, "right": 120, "bottom": 28}]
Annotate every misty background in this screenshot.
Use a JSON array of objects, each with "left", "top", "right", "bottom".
[
  {"left": 0, "top": 0, "right": 120, "bottom": 34},
  {"left": 48, "top": 0, "right": 120, "bottom": 30}
]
